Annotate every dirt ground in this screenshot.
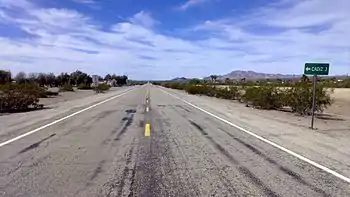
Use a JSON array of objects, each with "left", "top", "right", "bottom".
[
  {"left": 39, "top": 87, "right": 121, "bottom": 107},
  {"left": 39, "top": 88, "right": 96, "bottom": 106},
  {"left": 325, "top": 88, "right": 350, "bottom": 118},
  {"left": 216, "top": 86, "right": 350, "bottom": 120}
]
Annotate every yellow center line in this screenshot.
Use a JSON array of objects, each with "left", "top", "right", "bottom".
[{"left": 145, "top": 124, "right": 151, "bottom": 137}]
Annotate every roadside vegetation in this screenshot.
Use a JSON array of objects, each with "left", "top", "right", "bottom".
[
  {"left": 0, "top": 70, "right": 128, "bottom": 113},
  {"left": 200, "top": 75, "right": 350, "bottom": 89},
  {"left": 95, "top": 83, "right": 110, "bottom": 93},
  {"left": 162, "top": 76, "right": 336, "bottom": 116}
]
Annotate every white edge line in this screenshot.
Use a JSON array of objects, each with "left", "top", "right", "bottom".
[
  {"left": 0, "top": 88, "right": 136, "bottom": 148},
  {"left": 159, "top": 87, "right": 350, "bottom": 184}
]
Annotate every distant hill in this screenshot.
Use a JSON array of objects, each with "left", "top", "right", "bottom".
[
  {"left": 171, "top": 77, "right": 190, "bottom": 82},
  {"left": 204, "top": 70, "right": 300, "bottom": 80}
]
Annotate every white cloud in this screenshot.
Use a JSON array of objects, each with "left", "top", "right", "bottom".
[
  {"left": 0, "top": 0, "right": 349, "bottom": 79},
  {"left": 129, "top": 11, "right": 157, "bottom": 28},
  {"left": 192, "top": 0, "right": 350, "bottom": 74},
  {"left": 0, "top": 0, "right": 33, "bottom": 9},
  {"left": 179, "top": 0, "right": 208, "bottom": 10},
  {"left": 72, "top": 0, "right": 96, "bottom": 4},
  {"left": 262, "top": 0, "right": 350, "bottom": 28}
]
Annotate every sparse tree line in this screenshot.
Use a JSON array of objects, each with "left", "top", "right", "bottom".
[
  {"left": 161, "top": 76, "right": 334, "bottom": 116},
  {"left": 0, "top": 70, "right": 128, "bottom": 87},
  {"left": 0, "top": 70, "right": 128, "bottom": 113}
]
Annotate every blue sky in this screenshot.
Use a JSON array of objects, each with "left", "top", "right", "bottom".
[{"left": 0, "top": 0, "right": 349, "bottom": 80}]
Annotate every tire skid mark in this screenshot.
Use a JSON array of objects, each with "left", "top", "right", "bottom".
[
  {"left": 18, "top": 133, "right": 56, "bottom": 154},
  {"left": 189, "top": 120, "right": 280, "bottom": 197},
  {"left": 93, "top": 110, "right": 119, "bottom": 122},
  {"left": 127, "top": 163, "right": 137, "bottom": 197},
  {"left": 221, "top": 129, "right": 330, "bottom": 197},
  {"left": 89, "top": 160, "right": 106, "bottom": 181},
  {"left": 64, "top": 110, "right": 120, "bottom": 136},
  {"left": 116, "top": 147, "right": 134, "bottom": 197},
  {"left": 152, "top": 115, "right": 202, "bottom": 196},
  {"left": 101, "top": 109, "right": 137, "bottom": 146},
  {"left": 102, "top": 144, "right": 136, "bottom": 197},
  {"left": 114, "top": 114, "right": 134, "bottom": 141},
  {"left": 129, "top": 137, "right": 142, "bottom": 197},
  {"left": 156, "top": 119, "right": 193, "bottom": 195},
  {"left": 164, "top": 108, "right": 238, "bottom": 196},
  {"left": 207, "top": 136, "right": 280, "bottom": 197},
  {"left": 175, "top": 105, "right": 191, "bottom": 113},
  {"left": 188, "top": 120, "right": 208, "bottom": 136}
]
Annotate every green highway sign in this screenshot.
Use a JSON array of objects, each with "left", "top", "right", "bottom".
[{"left": 304, "top": 63, "right": 330, "bottom": 75}]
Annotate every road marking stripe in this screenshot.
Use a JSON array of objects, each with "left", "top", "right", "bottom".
[
  {"left": 0, "top": 88, "right": 137, "bottom": 148},
  {"left": 146, "top": 107, "right": 149, "bottom": 112},
  {"left": 145, "top": 124, "right": 150, "bottom": 137},
  {"left": 159, "top": 88, "right": 350, "bottom": 184}
]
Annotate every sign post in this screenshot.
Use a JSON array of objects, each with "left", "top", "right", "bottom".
[
  {"left": 304, "top": 63, "right": 330, "bottom": 129},
  {"left": 311, "top": 75, "right": 317, "bottom": 129},
  {"left": 92, "top": 75, "right": 99, "bottom": 93}
]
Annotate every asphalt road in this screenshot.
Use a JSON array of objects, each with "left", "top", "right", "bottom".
[{"left": 0, "top": 85, "right": 349, "bottom": 197}]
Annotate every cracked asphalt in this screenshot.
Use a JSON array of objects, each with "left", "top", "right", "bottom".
[{"left": 0, "top": 85, "right": 349, "bottom": 197}]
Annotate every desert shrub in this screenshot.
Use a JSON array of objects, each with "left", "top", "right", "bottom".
[
  {"left": 184, "top": 85, "right": 218, "bottom": 96},
  {"left": 285, "top": 83, "right": 333, "bottom": 115},
  {"left": 0, "top": 84, "right": 43, "bottom": 112},
  {"left": 77, "top": 83, "right": 92, "bottom": 90},
  {"left": 59, "top": 84, "right": 74, "bottom": 92},
  {"left": 242, "top": 86, "right": 285, "bottom": 110},
  {"left": 343, "top": 79, "right": 350, "bottom": 88},
  {"left": 169, "top": 82, "right": 187, "bottom": 90},
  {"left": 45, "top": 91, "right": 59, "bottom": 96},
  {"left": 185, "top": 85, "right": 209, "bottom": 95},
  {"left": 95, "top": 83, "right": 110, "bottom": 93},
  {"left": 215, "top": 86, "right": 240, "bottom": 100},
  {"left": 167, "top": 82, "right": 186, "bottom": 90}
]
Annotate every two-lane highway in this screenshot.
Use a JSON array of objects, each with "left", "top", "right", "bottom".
[{"left": 0, "top": 85, "right": 349, "bottom": 196}]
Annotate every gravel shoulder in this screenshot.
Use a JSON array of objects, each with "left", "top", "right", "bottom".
[{"left": 160, "top": 86, "right": 350, "bottom": 178}]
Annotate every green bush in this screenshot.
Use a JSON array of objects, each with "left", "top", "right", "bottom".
[
  {"left": 95, "top": 83, "right": 110, "bottom": 93},
  {"left": 242, "top": 86, "right": 285, "bottom": 110},
  {"left": 59, "top": 84, "right": 74, "bottom": 92},
  {"left": 45, "top": 91, "right": 59, "bottom": 96},
  {"left": 0, "top": 84, "right": 43, "bottom": 112},
  {"left": 185, "top": 85, "right": 214, "bottom": 95},
  {"left": 215, "top": 86, "right": 240, "bottom": 100},
  {"left": 164, "top": 82, "right": 186, "bottom": 90},
  {"left": 77, "top": 83, "right": 92, "bottom": 90},
  {"left": 343, "top": 79, "right": 350, "bottom": 88},
  {"left": 285, "top": 83, "right": 333, "bottom": 115}
]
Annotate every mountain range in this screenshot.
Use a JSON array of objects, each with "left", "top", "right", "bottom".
[
  {"left": 172, "top": 70, "right": 348, "bottom": 81},
  {"left": 204, "top": 70, "right": 300, "bottom": 80}
]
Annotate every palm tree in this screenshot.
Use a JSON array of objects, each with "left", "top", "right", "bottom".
[
  {"left": 300, "top": 74, "right": 310, "bottom": 82},
  {"left": 210, "top": 75, "right": 217, "bottom": 82}
]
